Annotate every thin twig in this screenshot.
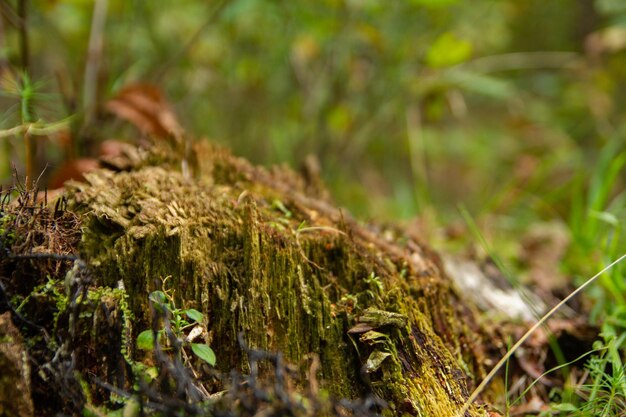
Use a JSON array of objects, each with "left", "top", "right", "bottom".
[
  {"left": 0, "top": 1, "right": 20, "bottom": 28},
  {"left": 24, "top": 128, "right": 33, "bottom": 186},
  {"left": 455, "top": 51, "right": 580, "bottom": 73},
  {"left": 17, "top": 0, "right": 29, "bottom": 71},
  {"left": 0, "top": 4, "right": 7, "bottom": 70},
  {"left": 153, "top": 0, "right": 229, "bottom": 81},
  {"left": 83, "top": 0, "right": 109, "bottom": 128},
  {"left": 406, "top": 104, "right": 431, "bottom": 212},
  {"left": 0, "top": 117, "right": 73, "bottom": 139}
]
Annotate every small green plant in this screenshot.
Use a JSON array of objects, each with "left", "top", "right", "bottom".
[
  {"left": 568, "top": 138, "right": 626, "bottom": 316},
  {"left": 549, "top": 330, "right": 626, "bottom": 417},
  {"left": 136, "top": 279, "right": 216, "bottom": 367},
  {"left": 0, "top": 70, "right": 72, "bottom": 184},
  {"left": 363, "top": 272, "right": 384, "bottom": 302}
]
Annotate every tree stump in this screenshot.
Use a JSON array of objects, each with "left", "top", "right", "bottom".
[{"left": 1, "top": 142, "right": 498, "bottom": 416}]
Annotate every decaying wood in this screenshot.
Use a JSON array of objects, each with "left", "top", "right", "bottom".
[
  {"left": 0, "top": 312, "right": 34, "bottom": 417},
  {"left": 70, "top": 142, "right": 497, "bottom": 415},
  {"left": 1, "top": 142, "right": 501, "bottom": 416}
]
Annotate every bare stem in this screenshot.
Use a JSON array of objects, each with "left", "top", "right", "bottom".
[
  {"left": 83, "top": 0, "right": 109, "bottom": 129},
  {"left": 17, "top": 0, "right": 29, "bottom": 71},
  {"left": 154, "top": 0, "right": 229, "bottom": 81},
  {"left": 23, "top": 130, "right": 32, "bottom": 186}
]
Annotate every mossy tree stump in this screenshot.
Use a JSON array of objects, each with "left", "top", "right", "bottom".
[{"left": 62, "top": 143, "right": 495, "bottom": 416}]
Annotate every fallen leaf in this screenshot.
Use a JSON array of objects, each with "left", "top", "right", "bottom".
[
  {"left": 105, "top": 83, "right": 184, "bottom": 143},
  {"left": 520, "top": 221, "right": 570, "bottom": 292},
  {"left": 48, "top": 158, "right": 100, "bottom": 189}
]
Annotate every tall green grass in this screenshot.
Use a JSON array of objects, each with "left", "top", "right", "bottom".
[
  {"left": 552, "top": 135, "right": 626, "bottom": 416},
  {"left": 452, "top": 134, "right": 626, "bottom": 415}
]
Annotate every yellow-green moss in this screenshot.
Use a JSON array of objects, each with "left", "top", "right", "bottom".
[{"left": 66, "top": 143, "right": 493, "bottom": 416}]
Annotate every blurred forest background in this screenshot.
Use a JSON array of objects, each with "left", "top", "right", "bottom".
[
  {"left": 2, "top": 0, "right": 626, "bottom": 413},
  {"left": 1, "top": 0, "right": 625, "bottom": 269}
]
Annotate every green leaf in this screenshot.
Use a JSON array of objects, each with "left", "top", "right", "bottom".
[
  {"left": 589, "top": 210, "right": 619, "bottom": 227},
  {"left": 136, "top": 330, "right": 155, "bottom": 351},
  {"left": 551, "top": 403, "right": 578, "bottom": 412},
  {"left": 191, "top": 343, "right": 216, "bottom": 366},
  {"left": 144, "top": 366, "right": 159, "bottom": 380},
  {"left": 184, "top": 308, "right": 204, "bottom": 323},
  {"left": 364, "top": 350, "right": 391, "bottom": 373},
  {"left": 426, "top": 32, "right": 472, "bottom": 68},
  {"left": 120, "top": 396, "right": 140, "bottom": 417},
  {"left": 149, "top": 291, "right": 170, "bottom": 314},
  {"left": 444, "top": 69, "right": 515, "bottom": 99},
  {"left": 271, "top": 199, "right": 292, "bottom": 218},
  {"left": 149, "top": 290, "right": 167, "bottom": 304}
]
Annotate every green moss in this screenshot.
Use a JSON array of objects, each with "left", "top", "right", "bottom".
[
  {"left": 65, "top": 144, "right": 494, "bottom": 416},
  {"left": 0, "top": 213, "right": 15, "bottom": 241}
]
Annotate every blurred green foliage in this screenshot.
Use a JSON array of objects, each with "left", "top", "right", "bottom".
[
  {"left": 0, "top": 0, "right": 624, "bottom": 225},
  {"left": 2, "top": 0, "right": 626, "bottom": 413}
]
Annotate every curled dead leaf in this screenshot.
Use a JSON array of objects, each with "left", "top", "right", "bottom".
[
  {"left": 105, "top": 83, "right": 184, "bottom": 143},
  {"left": 48, "top": 158, "right": 100, "bottom": 189}
]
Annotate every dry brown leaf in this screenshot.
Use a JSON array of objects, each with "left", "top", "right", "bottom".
[
  {"left": 520, "top": 221, "right": 570, "bottom": 292},
  {"left": 48, "top": 158, "right": 100, "bottom": 189},
  {"left": 512, "top": 318, "right": 598, "bottom": 390},
  {"left": 105, "top": 83, "right": 184, "bottom": 143},
  {"left": 509, "top": 395, "right": 550, "bottom": 416}
]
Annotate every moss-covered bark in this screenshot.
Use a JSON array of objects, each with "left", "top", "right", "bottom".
[
  {"left": 62, "top": 142, "right": 494, "bottom": 416},
  {"left": 0, "top": 312, "right": 34, "bottom": 417}
]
